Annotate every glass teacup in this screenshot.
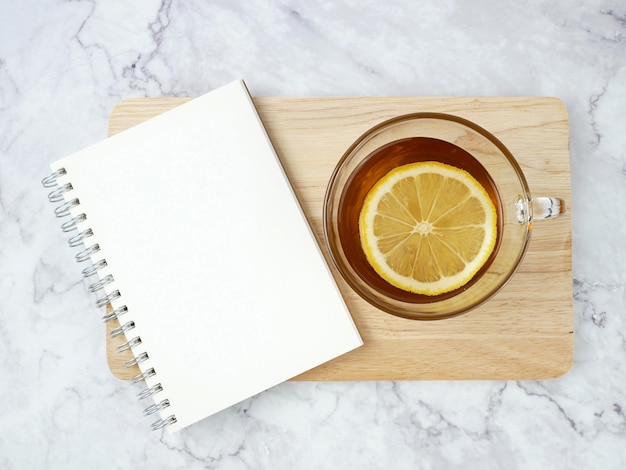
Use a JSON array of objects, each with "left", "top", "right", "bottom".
[{"left": 323, "top": 113, "right": 565, "bottom": 320}]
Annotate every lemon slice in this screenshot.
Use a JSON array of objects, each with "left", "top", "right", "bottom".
[{"left": 359, "top": 161, "right": 497, "bottom": 295}]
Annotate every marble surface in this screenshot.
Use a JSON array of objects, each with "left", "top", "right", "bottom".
[{"left": 1, "top": 0, "right": 625, "bottom": 468}]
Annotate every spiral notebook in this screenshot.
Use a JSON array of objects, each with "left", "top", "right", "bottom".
[{"left": 43, "top": 80, "right": 362, "bottom": 432}]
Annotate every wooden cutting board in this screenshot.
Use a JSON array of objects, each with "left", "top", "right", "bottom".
[{"left": 105, "top": 96, "right": 573, "bottom": 381}]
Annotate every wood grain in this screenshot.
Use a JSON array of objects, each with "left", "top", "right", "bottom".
[{"left": 105, "top": 96, "right": 573, "bottom": 381}]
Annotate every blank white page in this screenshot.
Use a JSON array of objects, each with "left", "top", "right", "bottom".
[{"left": 51, "top": 80, "right": 362, "bottom": 432}]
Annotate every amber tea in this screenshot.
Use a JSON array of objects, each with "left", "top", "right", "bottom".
[{"left": 337, "top": 137, "right": 503, "bottom": 303}]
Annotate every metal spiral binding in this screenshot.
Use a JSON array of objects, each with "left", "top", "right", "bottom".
[
  {"left": 96, "top": 290, "right": 121, "bottom": 308},
  {"left": 117, "top": 336, "right": 142, "bottom": 353},
  {"left": 88, "top": 274, "right": 114, "bottom": 293},
  {"left": 62, "top": 214, "right": 86, "bottom": 233},
  {"left": 132, "top": 368, "right": 156, "bottom": 383},
  {"left": 125, "top": 352, "right": 149, "bottom": 368},
  {"left": 54, "top": 198, "right": 80, "bottom": 217},
  {"left": 102, "top": 304, "right": 128, "bottom": 323},
  {"left": 42, "top": 168, "right": 66, "bottom": 187},
  {"left": 82, "top": 259, "right": 107, "bottom": 277},
  {"left": 143, "top": 399, "right": 170, "bottom": 416},
  {"left": 151, "top": 416, "right": 177, "bottom": 431},
  {"left": 43, "top": 168, "right": 178, "bottom": 432},
  {"left": 68, "top": 229, "right": 93, "bottom": 247},
  {"left": 75, "top": 243, "right": 100, "bottom": 263},
  {"left": 110, "top": 320, "right": 135, "bottom": 338},
  {"left": 137, "top": 383, "right": 162, "bottom": 400},
  {"left": 48, "top": 183, "right": 73, "bottom": 202}
]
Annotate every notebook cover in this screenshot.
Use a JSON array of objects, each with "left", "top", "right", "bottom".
[{"left": 49, "top": 80, "right": 362, "bottom": 432}]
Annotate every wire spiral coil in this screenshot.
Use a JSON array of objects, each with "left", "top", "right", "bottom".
[{"left": 42, "top": 168, "right": 177, "bottom": 431}]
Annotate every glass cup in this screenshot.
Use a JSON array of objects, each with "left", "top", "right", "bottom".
[{"left": 323, "top": 113, "right": 565, "bottom": 320}]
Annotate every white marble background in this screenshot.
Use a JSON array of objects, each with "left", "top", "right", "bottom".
[{"left": 1, "top": 0, "right": 625, "bottom": 468}]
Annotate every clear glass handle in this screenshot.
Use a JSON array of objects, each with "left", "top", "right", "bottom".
[
  {"left": 532, "top": 197, "right": 565, "bottom": 220},
  {"left": 516, "top": 196, "right": 565, "bottom": 223}
]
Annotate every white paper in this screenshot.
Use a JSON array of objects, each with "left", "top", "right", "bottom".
[{"left": 51, "top": 80, "right": 362, "bottom": 432}]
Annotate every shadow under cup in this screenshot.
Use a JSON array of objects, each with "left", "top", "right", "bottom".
[{"left": 323, "top": 113, "right": 564, "bottom": 321}]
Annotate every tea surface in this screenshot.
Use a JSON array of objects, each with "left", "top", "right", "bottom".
[{"left": 338, "top": 137, "right": 502, "bottom": 303}]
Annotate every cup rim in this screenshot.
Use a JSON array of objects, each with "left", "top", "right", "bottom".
[{"left": 323, "top": 112, "right": 533, "bottom": 320}]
